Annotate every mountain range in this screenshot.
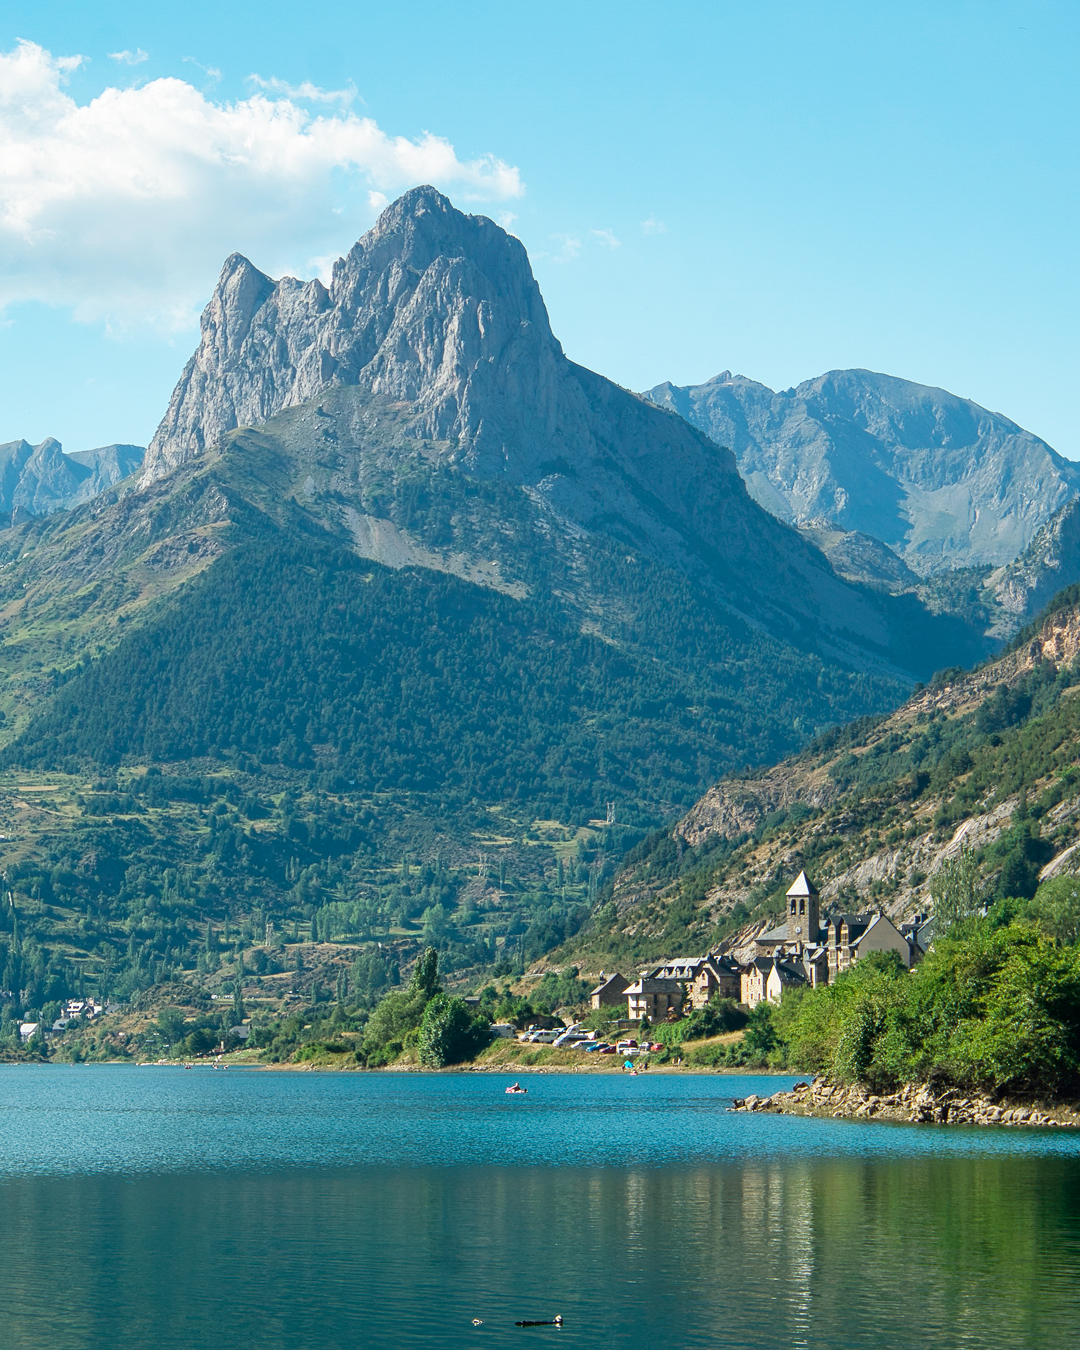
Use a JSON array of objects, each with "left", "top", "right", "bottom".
[
  {"left": 644, "top": 369, "right": 1079, "bottom": 574},
  {"left": 0, "top": 185, "right": 1072, "bottom": 1018},
  {"left": 0, "top": 439, "right": 144, "bottom": 522}
]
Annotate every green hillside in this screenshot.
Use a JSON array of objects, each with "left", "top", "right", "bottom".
[
  {"left": 0, "top": 382, "right": 989, "bottom": 1036},
  {"left": 0, "top": 523, "right": 904, "bottom": 1027},
  {"left": 5, "top": 536, "right": 898, "bottom": 807}
]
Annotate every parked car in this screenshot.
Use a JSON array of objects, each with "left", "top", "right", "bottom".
[
  {"left": 649, "top": 1042, "right": 664, "bottom": 1052},
  {"left": 616, "top": 1039, "right": 638, "bottom": 1051},
  {"left": 599, "top": 1045, "right": 616, "bottom": 1054},
  {"left": 583, "top": 1042, "right": 610, "bottom": 1052}
]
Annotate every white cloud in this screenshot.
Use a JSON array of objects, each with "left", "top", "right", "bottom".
[
  {"left": 592, "top": 228, "right": 620, "bottom": 249},
  {"left": 641, "top": 216, "right": 667, "bottom": 235},
  {"left": 108, "top": 48, "right": 149, "bottom": 66},
  {"left": 182, "top": 57, "right": 222, "bottom": 83},
  {"left": 0, "top": 40, "right": 524, "bottom": 329}
]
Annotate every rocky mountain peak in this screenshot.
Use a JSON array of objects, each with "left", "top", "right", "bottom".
[{"left": 144, "top": 186, "right": 561, "bottom": 483}]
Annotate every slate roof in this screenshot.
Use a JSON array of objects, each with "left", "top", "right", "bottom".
[{"left": 786, "top": 870, "right": 820, "bottom": 898}]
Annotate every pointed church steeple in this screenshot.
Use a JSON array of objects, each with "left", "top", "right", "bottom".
[{"left": 786, "top": 871, "right": 820, "bottom": 946}]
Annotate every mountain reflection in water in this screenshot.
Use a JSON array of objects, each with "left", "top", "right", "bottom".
[{"left": 0, "top": 1068, "right": 1077, "bottom": 1350}]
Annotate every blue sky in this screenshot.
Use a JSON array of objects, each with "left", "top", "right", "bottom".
[{"left": 1, "top": 1, "right": 1077, "bottom": 457}]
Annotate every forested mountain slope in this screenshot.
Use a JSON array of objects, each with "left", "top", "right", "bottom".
[
  {"left": 561, "top": 587, "right": 1080, "bottom": 970},
  {"left": 0, "top": 189, "right": 1000, "bottom": 1023}
]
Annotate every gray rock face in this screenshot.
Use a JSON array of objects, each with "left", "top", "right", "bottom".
[
  {"left": 0, "top": 439, "right": 144, "bottom": 520},
  {"left": 145, "top": 185, "right": 564, "bottom": 484},
  {"left": 644, "top": 369, "right": 1080, "bottom": 574},
  {"left": 66, "top": 444, "right": 145, "bottom": 500},
  {"left": 982, "top": 499, "right": 1080, "bottom": 637}
]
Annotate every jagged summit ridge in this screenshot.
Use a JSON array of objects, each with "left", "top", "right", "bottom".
[
  {"left": 135, "top": 186, "right": 988, "bottom": 678},
  {"left": 144, "top": 186, "right": 563, "bottom": 482}
]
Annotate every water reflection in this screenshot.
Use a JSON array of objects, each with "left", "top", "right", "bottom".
[{"left": 0, "top": 1071, "right": 1078, "bottom": 1349}]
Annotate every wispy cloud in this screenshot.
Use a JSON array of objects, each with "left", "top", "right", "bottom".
[
  {"left": 108, "top": 48, "right": 149, "bottom": 66},
  {"left": 247, "top": 74, "right": 357, "bottom": 106},
  {"left": 0, "top": 40, "right": 524, "bottom": 329},
  {"left": 641, "top": 216, "right": 667, "bottom": 235},
  {"left": 182, "top": 56, "right": 222, "bottom": 82},
  {"left": 550, "top": 234, "right": 582, "bottom": 263},
  {"left": 592, "top": 228, "right": 620, "bottom": 249}
]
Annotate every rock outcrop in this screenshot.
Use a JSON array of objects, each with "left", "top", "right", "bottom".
[
  {"left": 146, "top": 187, "right": 565, "bottom": 484},
  {"left": 677, "top": 599, "right": 1080, "bottom": 851},
  {"left": 981, "top": 499, "right": 1080, "bottom": 638},
  {"left": 733, "top": 1077, "right": 1080, "bottom": 1127},
  {"left": 645, "top": 369, "right": 1079, "bottom": 574}
]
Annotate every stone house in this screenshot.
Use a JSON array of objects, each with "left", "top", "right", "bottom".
[
  {"left": 625, "top": 976, "right": 684, "bottom": 1022},
  {"left": 798, "top": 945, "right": 830, "bottom": 989},
  {"left": 647, "top": 955, "right": 740, "bottom": 1007},
  {"left": 590, "top": 972, "right": 630, "bottom": 1009},
  {"left": 826, "top": 912, "right": 913, "bottom": 980},
  {"left": 740, "top": 958, "right": 773, "bottom": 1007},
  {"left": 766, "top": 958, "right": 807, "bottom": 1003},
  {"left": 741, "top": 956, "right": 806, "bottom": 1006}
]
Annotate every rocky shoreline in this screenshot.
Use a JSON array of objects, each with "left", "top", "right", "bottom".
[{"left": 732, "top": 1077, "right": 1080, "bottom": 1128}]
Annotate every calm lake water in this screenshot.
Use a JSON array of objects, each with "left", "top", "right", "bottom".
[{"left": 1, "top": 1068, "right": 1079, "bottom": 1350}]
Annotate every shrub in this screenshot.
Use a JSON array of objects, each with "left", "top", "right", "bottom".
[{"left": 773, "top": 922, "right": 1080, "bottom": 1097}]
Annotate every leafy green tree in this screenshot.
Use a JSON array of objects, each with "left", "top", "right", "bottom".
[
  {"left": 157, "top": 1007, "right": 186, "bottom": 1046},
  {"left": 931, "top": 846, "right": 988, "bottom": 932},
  {"left": 183, "top": 1027, "right": 217, "bottom": 1056},
  {"left": 742, "top": 1002, "right": 779, "bottom": 1060},
  {"left": 1029, "top": 876, "right": 1080, "bottom": 946},
  {"left": 417, "top": 994, "right": 489, "bottom": 1067},
  {"left": 410, "top": 947, "right": 441, "bottom": 999}
]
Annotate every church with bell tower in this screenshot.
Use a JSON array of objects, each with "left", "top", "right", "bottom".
[{"left": 786, "top": 870, "right": 820, "bottom": 946}]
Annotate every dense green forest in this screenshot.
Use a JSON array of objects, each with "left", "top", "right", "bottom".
[
  {"left": 759, "top": 910, "right": 1080, "bottom": 1096},
  {"left": 5, "top": 537, "right": 899, "bottom": 812}
]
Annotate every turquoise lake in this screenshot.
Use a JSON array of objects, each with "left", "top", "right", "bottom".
[{"left": 1, "top": 1067, "right": 1079, "bottom": 1350}]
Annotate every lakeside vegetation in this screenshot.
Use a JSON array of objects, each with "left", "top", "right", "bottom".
[{"left": 733, "top": 893, "right": 1080, "bottom": 1097}]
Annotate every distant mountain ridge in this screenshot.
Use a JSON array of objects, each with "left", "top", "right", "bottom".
[
  {"left": 644, "top": 369, "right": 1079, "bottom": 575},
  {"left": 0, "top": 438, "right": 143, "bottom": 521}
]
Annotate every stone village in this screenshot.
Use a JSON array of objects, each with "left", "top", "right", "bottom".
[{"left": 585, "top": 871, "right": 930, "bottom": 1024}]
